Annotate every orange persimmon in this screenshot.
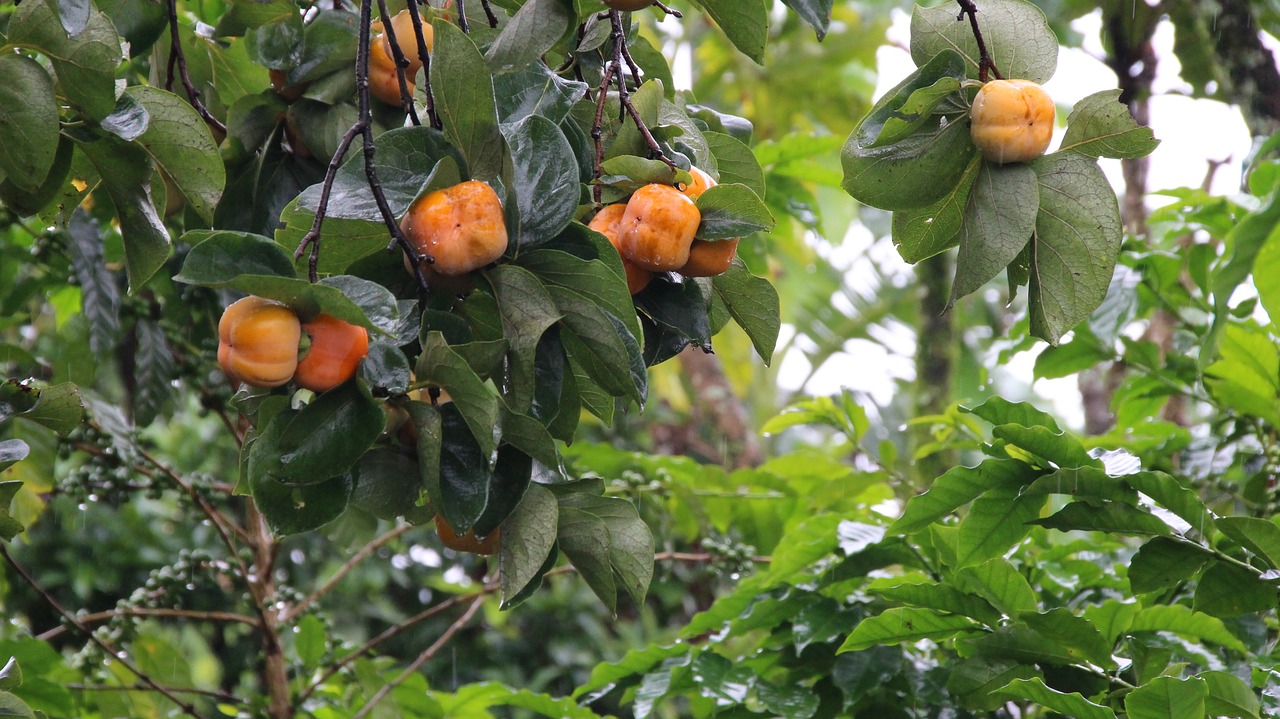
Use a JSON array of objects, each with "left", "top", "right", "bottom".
[
  {"left": 217, "top": 297, "right": 302, "bottom": 389},
  {"left": 435, "top": 515, "right": 501, "bottom": 555},
  {"left": 588, "top": 203, "right": 653, "bottom": 294},
  {"left": 400, "top": 180, "right": 509, "bottom": 276},
  {"left": 618, "top": 183, "right": 701, "bottom": 272},
  {"left": 294, "top": 315, "right": 370, "bottom": 393},
  {"left": 969, "top": 79, "right": 1055, "bottom": 165}
]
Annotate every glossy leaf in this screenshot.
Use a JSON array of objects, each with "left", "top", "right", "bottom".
[
  {"left": 557, "top": 493, "right": 654, "bottom": 612},
  {"left": 956, "top": 486, "right": 1045, "bottom": 567},
  {"left": 697, "top": 0, "right": 769, "bottom": 64},
  {"left": 432, "top": 20, "right": 505, "bottom": 181},
  {"left": 839, "top": 608, "right": 980, "bottom": 652},
  {"left": 841, "top": 114, "right": 977, "bottom": 211},
  {"left": 993, "top": 678, "right": 1116, "bottom": 719},
  {"left": 890, "top": 458, "right": 1031, "bottom": 535},
  {"left": 712, "top": 259, "right": 780, "bottom": 364},
  {"left": 500, "top": 483, "right": 559, "bottom": 606},
  {"left": 891, "top": 154, "right": 979, "bottom": 264},
  {"left": 0, "top": 55, "right": 60, "bottom": 193},
  {"left": 125, "top": 86, "right": 226, "bottom": 222},
  {"left": 503, "top": 115, "right": 580, "bottom": 249},
  {"left": 694, "top": 183, "right": 775, "bottom": 240},
  {"left": 10, "top": 0, "right": 121, "bottom": 119},
  {"left": 1124, "top": 677, "right": 1208, "bottom": 719},
  {"left": 1128, "top": 537, "right": 1211, "bottom": 594}
]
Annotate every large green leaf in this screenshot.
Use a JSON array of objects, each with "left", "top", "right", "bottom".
[
  {"left": 703, "top": 132, "right": 766, "bottom": 200},
  {"left": 956, "top": 485, "right": 1044, "bottom": 567},
  {"left": 0, "top": 55, "right": 60, "bottom": 193},
  {"left": 557, "top": 493, "right": 654, "bottom": 612},
  {"left": 694, "top": 183, "right": 774, "bottom": 240},
  {"left": 993, "top": 678, "right": 1116, "bottom": 719},
  {"left": 841, "top": 113, "right": 977, "bottom": 211},
  {"left": 499, "top": 483, "right": 558, "bottom": 606},
  {"left": 1033, "top": 500, "right": 1172, "bottom": 536},
  {"left": 1128, "top": 604, "right": 1247, "bottom": 652},
  {"left": 248, "top": 382, "right": 384, "bottom": 486},
  {"left": 432, "top": 19, "right": 505, "bottom": 181},
  {"left": 1128, "top": 537, "right": 1211, "bottom": 594},
  {"left": 1216, "top": 516, "right": 1280, "bottom": 569},
  {"left": 551, "top": 287, "right": 645, "bottom": 404},
  {"left": 954, "top": 558, "right": 1037, "bottom": 615},
  {"left": 696, "top": 0, "right": 768, "bottom": 64},
  {"left": 485, "top": 0, "right": 573, "bottom": 71},
  {"left": 73, "top": 131, "right": 171, "bottom": 292},
  {"left": 1204, "top": 322, "right": 1280, "bottom": 426},
  {"left": 855, "top": 50, "right": 967, "bottom": 150},
  {"left": 889, "top": 458, "right": 1031, "bottom": 535},
  {"left": 10, "top": 0, "right": 121, "bottom": 120},
  {"left": 1199, "top": 670, "right": 1262, "bottom": 719},
  {"left": 911, "top": 0, "right": 1058, "bottom": 83},
  {"left": 950, "top": 162, "right": 1038, "bottom": 303},
  {"left": 1026, "top": 152, "right": 1123, "bottom": 344},
  {"left": 867, "top": 575, "right": 1002, "bottom": 625},
  {"left": 1060, "top": 90, "right": 1160, "bottom": 159},
  {"left": 1124, "top": 677, "right": 1208, "bottom": 719},
  {"left": 125, "top": 86, "right": 226, "bottom": 222},
  {"left": 416, "top": 332, "right": 501, "bottom": 463},
  {"left": 1124, "top": 471, "right": 1216, "bottom": 537},
  {"left": 839, "top": 608, "right": 980, "bottom": 652},
  {"left": 891, "top": 154, "right": 979, "bottom": 264},
  {"left": 1192, "top": 561, "right": 1276, "bottom": 618},
  {"left": 489, "top": 265, "right": 563, "bottom": 413},
  {"left": 712, "top": 259, "right": 780, "bottom": 364},
  {"left": 502, "top": 115, "right": 580, "bottom": 249}
]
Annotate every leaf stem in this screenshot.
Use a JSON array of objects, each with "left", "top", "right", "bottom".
[{"left": 955, "top": 0, "right": 1003, "bottom": 82}]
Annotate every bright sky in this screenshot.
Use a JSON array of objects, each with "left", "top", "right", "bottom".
[{"left": 775, "top": 9, "right": 1263, "bottom": 431}]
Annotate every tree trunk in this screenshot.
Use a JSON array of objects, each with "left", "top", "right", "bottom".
[{"left": 912, "top": 252, "right": 953, "bottom": 485}]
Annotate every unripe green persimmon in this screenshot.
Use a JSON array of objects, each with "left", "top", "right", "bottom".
[{"left": 969, "top": 79, "right": 1055, "bottom": 165}]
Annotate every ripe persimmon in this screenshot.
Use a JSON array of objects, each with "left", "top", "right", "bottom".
[
  {"left": 380, "top": 9, "right": 432, "bottom": 76},
  {"left": 368, "top": 36, "right": 411, "bottom": 106},
  {"left": 294, "top": 315, "right": 370, "bottom": 393},
  {"left": 680, "top": 238, "right": 738, "bottom": 277},
  {"left": 435, "top": 514, "right": 500, "bottom": 555},
  {"left": 618, "top": 184, "right": 701, "bottom": 272},
  {"left": 678, "top": 166, "right": 716, "bottom": 200},
  {"left": 969, "top": 79, "right": 1055, "bottom": 164},
  {"left": 588, "top": 203, "right": 653, "bottom": 294},
  {"left": 217, "top": 297, "right": 302, "bottom": 389},
  {"left": 400, "top": 180, "right": 509, "bottom": 276}
]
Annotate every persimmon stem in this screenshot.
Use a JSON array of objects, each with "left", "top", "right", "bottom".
[
  {"left": 376, "top": 0, "right": 422, "bottom": 124},
  {"left": 165, "top": 0, "right": 227, "bottom": 136},
  {"left": 956, "top": 0, "right": 1003, "bottom": 82},
  {"left": 456, "top": 0, "right": 468, "bottom": 31},
  {"left": 294, "top": 122, "right": 364, "bottom": 282},
  {"left": 480, "top": 0, "right": 498, "bottom": 28},
  {"left": 607, "top": 10, "right": 677, "bottom": 169},
  {"left": 653, "top": 0, "right": 682, "bottom": 18},
  {"left": 590, "top": 61, "right": 616, "bottom": 205}
]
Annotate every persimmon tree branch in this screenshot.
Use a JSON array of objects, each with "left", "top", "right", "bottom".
[
  {"left": 376, "top": 0, "right": 422, "bottom": 124},
  {"left": 282, "top": 523, "right": 414, "bottom": 623},
  {"left": 67, "top": 683, "right": 247, "bottom": 704},
  {"left": 164, "top": 0, "right": 226, "bottom": 135},
  {"left": 479, "top": 0, "right": 498, "bottom": 28},
  {"left": 350, "top": 595, "right": 485, "bottom": 719},
  {"left": 955, "top": 0, "right": 1003, "bottom": 81},
  {"left": 405, "top": 0, "right": 441, "bottom": 129},
  {"left": 294, "top": 0, "right": 433, "bottom": 291},
  {"left": 37, "top": 607, "right": 260, "bottom": 641},
  {"left": 1, "top": 546, "right": 209, "bottom": 719}
]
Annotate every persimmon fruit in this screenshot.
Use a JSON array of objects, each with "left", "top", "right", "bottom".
[
  {"left": 435, "top": 515, "right": 501, "bottom": 555},
  {"left": 969, "top": 79, "right": 1055, "bottom": 164},
  {"left": 294, "top": 315, "right": 370, "bottom": 393},
  {"left": 618, "top": 183, "right": 701, "bottom": 272},
  {"left": 680, "top": 239, "right": 738, "bottom": 277},
  {"left": 588, "top": 203, "right": 653, "bottom": 294},
  {"left": 368, "top": 37, "right": 411, "bottom": 106},
  {"left": 678, "top": 166, "right": 716, "bottom": 200},
  {"left": 381, "top": 9, "right": 432, "bottom": 75},
  {"left": 217, "top": 297, "right": 302, "bottom": 389},
  {"left": 400, "top": 180, "right": 509, "bottom": 276}
]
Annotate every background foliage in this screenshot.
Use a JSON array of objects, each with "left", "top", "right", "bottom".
[{"left": 5, "top": 0, "right": 1280, "bottom": 718}]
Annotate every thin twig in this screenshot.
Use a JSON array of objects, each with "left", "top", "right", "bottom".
[
  {"left": 294, "top": 119, "right": 366, "bottom": 281},
  {"left": 1, "top": 546, "right": 208, "bottom": 719},
  {"left": 351, "top": 596, "right": 485, "bottom": 719},
  {"left": 479, "top": 0, "right": 498, "bottom": 28},
  {"left": 376, "top": 0, "right": 422, "bottom": 124},
  {"left": 607, "top": 10, "right": 676, "bottom": 170},
  {"left": 653, "top": 1, "right": 681, "bottom": 18},
  {"left": 405, "top": 0, "right": 440, "bottom": 129},
  {"left": 165, "top": 0, "right": 227, "bottom": 135},
  {"left": 590, "top": 61, "right": 616, "bottom": 205},
  {"left": 37, "top": 607, "right": 260, "bottom": 641},
  {"left": 955, "top": 0, "right": 1003, "bottom": 81},
  {"left": 67, "top": 683, "right": 246, "bottom": 704},
  {"left": 283, "top": 524, "right": 414, "bottom": 623},
  {"left": 456, "top": 0, "right": 468, "bottom": 32}
]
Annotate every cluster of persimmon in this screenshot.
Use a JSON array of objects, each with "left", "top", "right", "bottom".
[
  {"left": 369, "top": 9, "right": 434, "bottom": 106},
  {"left": 217, "top": 296, "right": 369, "bottom": 392},
  {"left": 589, "top": 167, "right": 736, "bottom": 295},
  {"left": 968, "top": 79, "right": 1055, "bottom": 165}
]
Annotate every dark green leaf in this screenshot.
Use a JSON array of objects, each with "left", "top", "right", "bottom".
[
  {"left": 73, "top": 132, "right": 171, "bottom": 292},
  {"left": 485, "top": 0, "right": 573, "bottom": 71},
  {"left": 1128, "top": 537, "right": 1211, "bottom": 594},
  {"left": 253, "top": 382, "right": 384, "bottom": 486},
  {"left": 780, "top": 0, "right": 832, "bottom": 38},
  {"left": 503, "top": 115, "right": 580, "bottom": 248},
  {"left": 432, "top": 19, "right": 505, "bottom": 181},
  {"left": 1193, "top": 561, "right": 1276, "bottom": 618},
  {"left": 351, "top": 449, "right": 432, "bottom": 523},
  {"left": 66, "top": 210, "right": 122, "bottom": 354},
  {"left": 1199, "top": 670, "right": 1261, "bottom": 719},
  {"left": 697, "top": 0, "right": 769, "bottom": 64},
  {"left": 950, "top": 162, "right": 1038, "bottom": 303},
  {"left": 1124, "top": 471, "right": 1216, "bottom": 537},
  {"left": 1033, "top": 500, "right": 1172, "bottom": 536},
  {"left": 1216, "top": 516, "right": 1280, "bottom": 569},
  {"left": 859, "top": 50, "right": 966, "bottom": 149},
  {"left": 956, "top": 486, "right": 1044, "bottom": 567},
  {"left": 1128, "top": 604, "right": 1246, "bottom": 651},
  {"left": 494, "top": 65, "right": 588, "bottom": 126},
  {"left": 416, "top": 332, "right": 501, "bottom": 462},
  {"left": 558, "top": 493, "right": 654, "bottom": 612},
  {"left": 694, "top": 183, "right": 774, "bottom": 240},
  {"left": 125, "top": 86, "right": 226, "bottom": 222},
  {"left": 0, "top": 55, "right": 60, "bottom": 192},
  {"left": 10, "top": 0, "right": 120, "bottom": 119},
  {"left": 251, "top": 470, "right": 353, "bottom": 535},
  {"left": 489, "top": 265, "right": 562, "bottom": 412},
  {"left": 841, "top": 114, "right": 977, "bottom": 211},
  {"left": 500, "top": 483, "right": 559, "bottom": 606},
  {"left": 1026, "top": 152, "right": 1123, "bottom": 344},
  {"left": 552, "top": 287, "right": 645, "bottom": 404},
  {"left": 891, "top": 154, "right": 979, "bottom": 264},
  {"left": 712, "top": 259, "right": 779, "bottom": 364}
]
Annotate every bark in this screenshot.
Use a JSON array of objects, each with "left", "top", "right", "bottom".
[
  {"left": 1201, "top": 0, "right": 1280, "bottom": 137},
  {"left": 673, "top": 346, "right": 762, "bottom": 469}
]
